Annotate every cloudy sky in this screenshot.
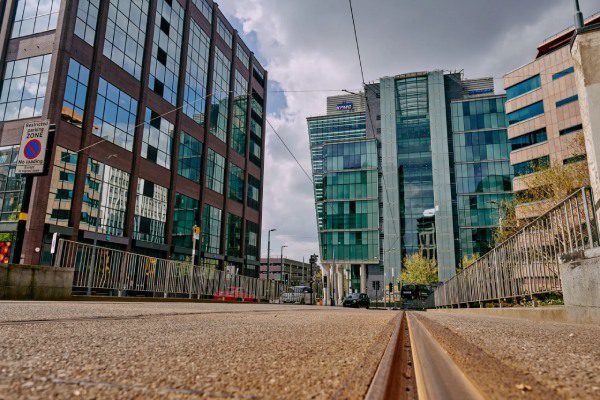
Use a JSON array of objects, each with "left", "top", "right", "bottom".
[{"left": 218, "top": 0, "right": 600, "bottom": 262}]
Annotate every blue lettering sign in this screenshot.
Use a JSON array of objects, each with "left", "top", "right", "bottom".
[
  {"left": 468, "top": 89, "right": 494, "bottom": 96},
  {"left": 336, "top": 102, "right": 354, "bottom": 111}
]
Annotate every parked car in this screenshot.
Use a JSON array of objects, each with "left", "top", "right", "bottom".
[
  {"left": 342, "top": 293, "right": 370, "bottom": 308},
  {"left": 280, "top": 286, "right": 314, "bottom": 304},
  {"left": 213, "top": 286, "right": 257, "bottom": 302}
]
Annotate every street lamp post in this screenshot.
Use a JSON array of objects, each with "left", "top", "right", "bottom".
[
  {"left": 280, "top": 245, "right": 288, "bottom": 284},
  {"left": 266, "top": 228, "right": 276, "bottom": 280}
]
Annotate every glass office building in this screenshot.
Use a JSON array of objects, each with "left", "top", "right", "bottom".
[
  {"left": 0, "top": 0, "right": 267, "bottom": 275},
  {"left": 451, "top": 95, "right": 513, "bottom": 258}
]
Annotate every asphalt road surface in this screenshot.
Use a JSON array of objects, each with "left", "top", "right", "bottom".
[{"left": 0, "top": 301, "right": 398, "bottom": 399}]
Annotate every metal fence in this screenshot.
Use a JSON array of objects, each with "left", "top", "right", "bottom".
[
  {"left": 54, "top": 239, "right": 287, "bottom": 302},
  {"left": 435, "top": 187, "right": 598, "bottom": 307}
]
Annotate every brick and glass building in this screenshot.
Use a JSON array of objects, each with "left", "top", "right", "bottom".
[
  {"left": 503, "top": 14, "right": 599, "bottom": 219},
  {"left": 0, "top": 0, "right": 267, "bottom": 276}
]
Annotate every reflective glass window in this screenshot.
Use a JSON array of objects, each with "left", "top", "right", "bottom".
[
  {"left": 81, "top": 158, "right": 129, "bottom": 235},
  {"left": 0, "top": 146, "right": 25, "bottom": 222},
  {"left": 552, "top": 67, "right": 575, "bottom": 81},
  {"left": 206, "top": 149, "right": 225, "bottom": 193},
  {"left": 0, "top": 54, "right": 51, "bottom": 121},
  {"left": 513, "top": 155, "right": 550, "bottom": 177},
  {"left": 556, "top": 95, "right": 578, "bottom": 108},
  {"left": 134, "top": 178, "right": 168, "bottom": 243},
  {"left": 183, "top": 21, "right": 210, "bottom": 124},
  {"left": 232, "top": 70, "right": 248, "bottom": 156},
  {"left": 173, "top": 192, "right": 198, "bottom": 248},
  {"left": 506, "top": 75, "right": 541, "bottom": 100},
  {"left": 210, "top": 48, "right": 230, "bottom": 143},
  {"left": 192, "top": 0, "right": 212, "bottom": 22},
  {"left": 247, "top": 174, "right": 260, "bottom": 210},
  {"left": 93, "top": 78, "right": 138, "bottom": 151},
  {"left": 245, "top": 221, "right": 259, "bottom": 260},
  {"left": 201, "top": 204, "right": 221, "bottom": 254},
  {"left": 217, "top": 17, "right": 232, "bottom": 47},
  {"left": 228, "top": 163, "right": 244, "bottom": 202},
  {"left": 225, "top": 213, "right": 242, "bottom": 257},
  {"left": 11, "top": 0, "right": 60, "bottom": 38},
  {"left": 563, "top": 154, "right": 586, "bottom": 165},
  {"left": 149, "top": 0, "right": 184, "bottom": 105},
  {"left": 46, "top": 147, "right": 78, "bottom": 226},
  {"left": 236, "top": 46, "right": 250, "bottom": 69},
  {"left": 74, "top": 0, "right": 100, "bottom": 45},
  {"left": 104, "top": 0, "right": 149, "bottom": 79},
  {"left": 507, "top": 101, "right": 544, "bottom": 125},
  {"left": 510, "top": 128, "right": 547, "bottom": 151},
  {"left": 559, "top": 124, "right": 583, "bottom": 136},
  {"left": 143, "top": 108, "right": 173, "bottom": 169},
  {"left": 178, "top": 131, "right": 202, "bottom": 181},
  {"left": 62, "top": 59, "right": 90, "bottom": 127}
]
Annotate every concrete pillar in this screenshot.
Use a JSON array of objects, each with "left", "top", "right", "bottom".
[
  {"left": 337, "top": 265, "right": 344, "bottom": 305},
  {"left": 330, "top": 264, "right": 336, "bottom": 306},
  {"left": 572, "top": 27, "right": 600, "bottom": 223},
  {"left": 322, "top": 265, "right": 330, "bottom": 306},
  {"left": 360, "top": 264, "right": 367, "bottom": 293}
]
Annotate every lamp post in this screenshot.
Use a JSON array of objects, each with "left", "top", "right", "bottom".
[
  {"left": 280, "top": 245, "right": 288, "bottom": 284},
  {"left": 266, "top": 228, "right": 276, "bottom": 280}
]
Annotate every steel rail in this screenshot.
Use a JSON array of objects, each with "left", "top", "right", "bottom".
[{"left": 407, "top": 314, "right": 485, "bottom": 400}]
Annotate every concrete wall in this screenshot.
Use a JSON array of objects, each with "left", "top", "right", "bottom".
[
  {"left": 559, "top": 248, "right": 600, "bottom": 309},
  {"left": 0, "top": 264, "right": 73, "bottom": 300}
]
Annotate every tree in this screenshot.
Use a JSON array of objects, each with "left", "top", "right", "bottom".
[
  {"left": 457, "top": 253, "right": 479, "bottom": 273},
  {"left": 401, "top": 253, "right": 438, "bottom": 285}
]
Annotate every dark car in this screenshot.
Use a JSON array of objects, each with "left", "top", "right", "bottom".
[{"left": 342, "top": 293, "right": 370, "bottom": 308}]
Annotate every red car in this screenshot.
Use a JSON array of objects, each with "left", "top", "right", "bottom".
[{"left": 213, "top": 286, "right": 257, "bottom": 302}]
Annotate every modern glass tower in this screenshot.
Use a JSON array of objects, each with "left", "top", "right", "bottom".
[
  {"left": 451, "top": 95, "right": 513, "bottom": 258},
  {"left": 307, "top": 93, "right": 383, "bottom": 304}
]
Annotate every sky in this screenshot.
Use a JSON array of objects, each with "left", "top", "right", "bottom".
[{"left": 217, "top": 0, "right": 600, "bottom": 262}]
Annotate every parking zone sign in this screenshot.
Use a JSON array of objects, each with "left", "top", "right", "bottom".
[{"left": 16, "top": 120, "right": 50, "bottom": 174}]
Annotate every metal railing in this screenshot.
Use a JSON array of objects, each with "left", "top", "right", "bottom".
[
  {"left": 54, "top": 239, "right": 287, "bottom": 302},
  {"left": 435, "top": 187, "right": 598, "bottom": 307}
]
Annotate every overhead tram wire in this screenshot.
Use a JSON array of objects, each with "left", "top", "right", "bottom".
[{"left": 265, "top": 118, "right": 314, "bottom": 185}]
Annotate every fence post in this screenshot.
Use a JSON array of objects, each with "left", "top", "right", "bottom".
[{"left": 493, "top": 249, "right": 502, "bottom": 308}]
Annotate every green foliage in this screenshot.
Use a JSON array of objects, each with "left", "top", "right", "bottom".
[
  {"left": 401, "top": 253, "right": 438, "bottom": 285},
  {"left": 458, "top": 253, "right": 479, "bottom": 273}
]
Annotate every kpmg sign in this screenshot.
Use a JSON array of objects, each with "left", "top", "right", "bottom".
[
  {"left": 468, "top": 88, "right": 494, "bottom": 96},
  {"left": 336, "top": 101, "right": 354, "bottom": 111}
]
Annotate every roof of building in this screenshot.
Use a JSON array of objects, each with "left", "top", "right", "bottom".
[{"left": 536, "top": 12, "right": 600, "bottom": 59}]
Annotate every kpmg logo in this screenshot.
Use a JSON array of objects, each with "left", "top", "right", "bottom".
[
  {"left": 336, "top": 101, "right": 354, "bottom": 111},
  {"left": 468, "top": 88, "right": 494, "bottom": 96}
]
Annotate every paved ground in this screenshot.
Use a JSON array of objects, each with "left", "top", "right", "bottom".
[
  {"left": 0, "top": 301, "right": 398, "bottom": 399},
  {"left": 415, "top": 311, "right": 600, "bottom": 400}
]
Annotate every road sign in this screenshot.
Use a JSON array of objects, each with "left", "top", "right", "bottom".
[
  {"left": 193, "top": 225, "right": 201, "bottom": 240},
  {"left": 16, "top": 120, "right": 50, "bottom": 174}
]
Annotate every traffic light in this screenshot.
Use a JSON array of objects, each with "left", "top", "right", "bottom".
[
  {"left": 309, "top": 254, "right": 318, "bottom": 264},
  {"left": 389, "top": 282, "right": 393, "bottom": 293}
]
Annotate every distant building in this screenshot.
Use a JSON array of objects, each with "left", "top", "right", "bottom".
[
  {"left": 503, "top": 14, "right": 599, "bottom": 219},
  {"left": 260, "top": 258, "right": 314, "bottom": 286}
]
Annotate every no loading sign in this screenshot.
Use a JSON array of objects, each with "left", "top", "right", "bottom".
[{"left": 16, "top": 120, "right": 50, "bottom": 174}]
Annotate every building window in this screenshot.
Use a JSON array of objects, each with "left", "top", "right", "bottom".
[
  {"left": 0, "top": 54, "right": 51, "bottom": 121},
  {"left": 249, "top": 137, "right": 261, "bottom": 166},
  {"left": 206, "top": 149, "right": 225, "bottom": 193},
  {"left": 217, "top": 17, "right": 232, "bottom": 47},
  {"left": 451, "top": 97, "right": 507, "bottom": 131},
  {"left": 149, "top": 0, "right": 184, "bottom": 105},
  {"left": 553, "top": 67, "right": 575, "bottom": 81},
  {"left": 143, "top": 108, "right": 173, "bottom": 169},
  {"left": 46, "top": 147, "right": 78, "bottom": 226},
  {"left": 74, "top": 0, "right": 100, "bottom": 45},
  {"left": 173, "top": 193, "right": 198, "bottom": 249},
  {"left": 201, "top": 204, "right": 221, "bottom": 254},
  {"left": 11, "top": 0, "right": 60, "bottom": 38},
  {"left": 560, "top": 124, "right": 583, "bottom": 136},
  {"left": 93, "top": 78, "right": 138, "bottom": 151},
  {"left": 183, "top": 20, "right": 210, "bottom": 125},
  {"left": 192, "top": 0, "right": 212, "bottom": 22},
  {"left": 0, "top": 146, "right": 25, "bottom": 222},
  {"left": 506, "top": 75, "right": 541, "bottom": 100},
  {"left": 103, "top": 0, "right": 149, "bottom": 80},
  {"left": 228, "top": 163, "right": 244, "bottom": 202},
  {"left": 513, "top": 155, "right": 550, "bottom": 177},
  {"left": 178, "top": 131, "right": 202, "bottom": 181},
  {"left": 253, "top": 66, "right": 264, "bottom": 87},
  {"left": 134, "top": 179, "right": 168, "bottom": 243},
  {"left": 225, "top": 213, "right": 242, "bottom": 257},
  {"left": 556, "top": 95, "right": 578, "bottom": 108},
  {"left": 510, "top": 128, "right": 547, "bottom": 151},
  {"left": 62, "top": 59, "right": 90, "bottom": 128},
  {"left": 232, "top": 71, "right": 248, "bottom": 156},
  {"left": 210, "top": 48, "right": 231, "bottom": 143},
  {"left": 236, "top": 46, "right": 250, "bottom": 69},
  {"left": 507, "top": 101, "right": 544, "bottom": 125},
  {"left": 247, "top": 174, "right": 260, "bottom": 210},
  {"left": 81, "top": 158, "right": 129, "bottom": 236},
  {"left": 564, "top": 154, "right": 586, "bottom": 165},
  {"left": 245, "top": 221, "right": 259, "bottom": 261}
]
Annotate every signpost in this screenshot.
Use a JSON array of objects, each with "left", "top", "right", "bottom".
[{"left": 189, "top": 225, "right": 200, "bottom": 298}]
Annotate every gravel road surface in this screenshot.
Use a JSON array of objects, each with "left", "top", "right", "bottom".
[
  {"left": 0, "top": 302, "right": 398, "bottom": 399},
  {"left": 415, "top": 311, "right": 600, "bottom": 400}
]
